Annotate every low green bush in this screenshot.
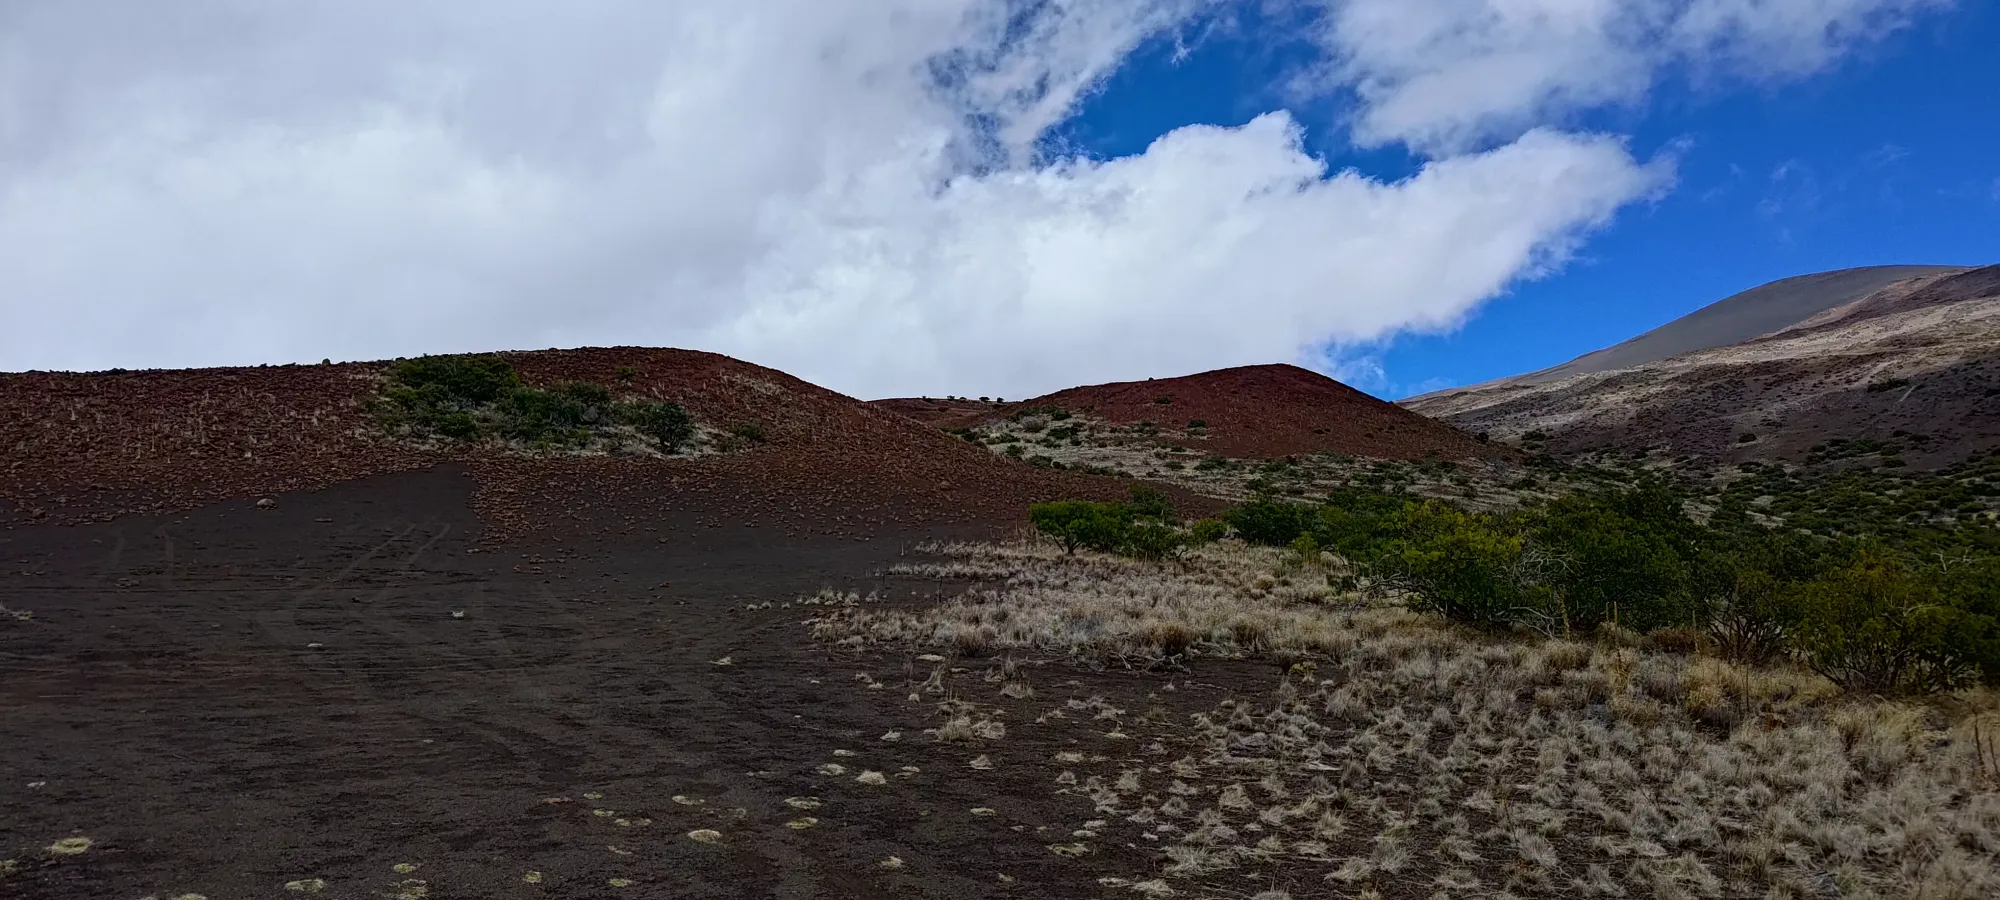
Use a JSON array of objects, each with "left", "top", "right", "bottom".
[
  {"left": 1202, "top": 475, "right": 2000, "bottom": 693},
  {"left": 375, "top": 353, "right": 695, "bottom": 453},
  {"left": 1787, "top": 551, "right": 1997, "bottom": 693},
  {"left": 620, "top": 401, "right": 696, "bottom": 452},
  {"left": 1029, "top": 486, "right": 1196, "bottom": 560}
]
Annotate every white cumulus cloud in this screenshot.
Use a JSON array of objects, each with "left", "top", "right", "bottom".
[
  {"left": 1316, "top": 0, "right": 1952, "bottom": 152},
  {"left": 0, "top": 0, "right": 1947, "bottom": 398}
]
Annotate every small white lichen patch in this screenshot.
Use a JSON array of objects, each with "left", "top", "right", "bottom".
[
  {"left": 581, "top": 792, "right": 603, "bottom": 800},
  {"left": 522, "top": 871, "right": 542, "bottom": 884},
  {"left": 687, "top": 829, "right": 723, "bottom": 844},
  {"left": 784, "top": 797, "right": 821, "bottom": 810},
  {"left": 671, "top": 795, "right": 703, "bottom": 806},
  {"left": 968, "top": 755, "right": 993, "bottom": 770},
  {"left": 391, "top": 863, "right": 419, "bottom": 874},
  {"left": 879, "top": 856, "right": 906, "bottom": 870},
  {"left": 613, "top": 817, "right": 651, "bottom": 827},
  {"left": 832, "top": 749, "right": 859, "bottom": 757},
  {"left": 856, "top": 770, "right": 887, "bottom": 786},
  {"left": 283, "top": 878, "right": 327, "bottom": 892},
  {"left": 971, "top": 807, "right": 998, "bottom": 817},
  {"left": 816, "top": 763, "right": 847, "bottom": 776},
  {"left": 786, "top": 817, "right": 819, "bottom": 829},
  {"left": 608, "top": 878, "right": 634, "bottom": 887},
  {"left": 1049, "top": 842, "right": 1091, "bottom": 857},
  {"left": 711, "top": 656, "right": 734, "bottom": 666}
]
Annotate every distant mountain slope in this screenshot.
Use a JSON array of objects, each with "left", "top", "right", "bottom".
[
  {"left": 878, "top": 364, "right": 1506, "bottom": 461},
  {"left": 1403, "top": 265, "right": 2000, "bottom": 468},
  {"left": 1509, "top": 265, "right": 1966, "bottom": 386}
]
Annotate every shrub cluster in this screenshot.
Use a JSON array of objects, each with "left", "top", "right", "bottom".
[
  {"left": 375, "top": 354, "right": 695, "bottom": 452},
  {"left": 1029, "top": 486, "right": 1223, "bottom": 561},
  {"left": 1219, "top": 480, "right": 2000, "bottom": 694}
]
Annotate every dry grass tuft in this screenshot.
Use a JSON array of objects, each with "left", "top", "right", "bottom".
[{"left": 826, "top": 537, "right": 2000, "bottom": 900}]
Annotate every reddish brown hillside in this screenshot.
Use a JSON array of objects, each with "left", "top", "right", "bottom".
[
  {"left": 1, "top": 348, "right": 1211, "bottom": 538},
  {"left": 879, "top": 364, "right": 1502, "bottom": 460},
  {"left": 869, "top": 396, "right": 1004, "bottom": 427}
]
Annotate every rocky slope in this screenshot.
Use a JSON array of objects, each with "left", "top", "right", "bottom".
[{"left": 1402, "top": 265, "right": 2000, "bottom": 467}]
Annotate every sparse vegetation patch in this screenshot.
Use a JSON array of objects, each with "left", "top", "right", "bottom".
[{"left": 373, "top": 354, "right": 696, "bottom": 454}]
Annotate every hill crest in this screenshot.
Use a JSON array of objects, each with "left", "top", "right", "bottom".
[{"left": 879, "top": 363, "right": 1503, "bottom": 461}]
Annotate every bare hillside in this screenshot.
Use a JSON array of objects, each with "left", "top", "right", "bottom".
[
  {"left": 878, "top": 364, "right": 1505, "bottom": 461},
  {"left": 1, "top": 348, "right": 1208, "bottom": 535},
  {"left": 1403, "top": 265, "right": 2000, "bottom": 467}
]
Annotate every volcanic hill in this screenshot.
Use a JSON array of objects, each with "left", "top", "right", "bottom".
[
  {"left": 876, "top": 363, "right": 1504, "bottom": 460},
  {"left": 1403, "top": 264, "right": 2000, "bottom": 467},
  {"left": 1, "top": 347, "right": 1207, "bottom": 536}
]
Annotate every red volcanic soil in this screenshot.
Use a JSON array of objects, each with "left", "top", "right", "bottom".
[
  {"left": 0, "top": 348, "right": 1210, "bottom": 537},
  {"left": 878, "top": 364, "right": 1503, "bottom": 460},
  {"left": 867, "top": 396, "right": 1005, "bottom": 426}
]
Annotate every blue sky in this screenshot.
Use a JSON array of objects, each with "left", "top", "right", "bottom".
[
  {"left": 4, "top": 1, "right": 1994, "bottom": 401},
  {"left": 1059, "top": 1, "right": 2000, "bottom": 399}
]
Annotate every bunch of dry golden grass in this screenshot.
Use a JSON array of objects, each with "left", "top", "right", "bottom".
[{"left": 811, "top": 538, "right": 2000, "bottom": 899}]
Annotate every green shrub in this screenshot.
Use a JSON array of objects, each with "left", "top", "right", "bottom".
[
  {"left": 1029, "top": 494, "right": 1196, "bottom": 560},
  {"left": 618, "top": 401, "right": 695, "bottom": 452},
  {"left": 729, "top": 422, "right": 769, "bottom": 444},
  {"left": 1187, "top": 518, "right": 1229, "bottom": 544},
  {"left": 436, "top": 412, "right": 481, "bottom": 441},
  {"left": 1029, "top": 501, "right": 1130, "bottom": 555},
  {"left": 388, "top": 354, "right": 520, "bottom": 404},
  {"left": 1384, "top": 502, "right": 1536, "bottom": 628},
  {"left": 1787, "top": 551, "right": 1996, "bottom": 694},
  {"left": 1121, "top": 521, "right": 1189, "bottom": 561},
  {"left": 1516, "top": 484, "right": 1703, "bottom": 632},
  {"left": 494, "top": 382, "right": 608, "bottom": 445},
  {"left": 375, "top": 353, "right": 698, "bottom": 453},
  {"left": 1126, "top": 485, "right": 1176, "bottom": 522},
  {"left": 1223, "top": 500, "right": 1314, "bottom": 546}
]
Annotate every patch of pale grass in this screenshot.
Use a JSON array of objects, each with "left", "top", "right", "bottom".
[
  {"left": 842, "top": 539, "right": 2000, "bottom": 899},
  {"left": 814, "top": 540, "right": 1407, "bottom": 660}
]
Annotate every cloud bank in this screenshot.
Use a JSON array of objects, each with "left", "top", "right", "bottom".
[{"left": 0, "top": 0, "right": 1949, "bottom": 398}]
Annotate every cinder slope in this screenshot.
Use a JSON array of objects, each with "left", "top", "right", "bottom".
[
  {"left": 1, "top": 347, "right": 1211, "bottom": 534},
  {"left": 881, "top": 364, "right": 1505, "bottom": 461},
  {"left": 1403, "top": 266, "right": 2000, "bottom": 467}
]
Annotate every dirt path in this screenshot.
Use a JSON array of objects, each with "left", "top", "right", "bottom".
[{"left": 0, "top": 465, "right": 1269, "bottom": 899}]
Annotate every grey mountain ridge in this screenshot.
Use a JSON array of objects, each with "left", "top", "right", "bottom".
[{"left": 1489, "top": 264, "right": 1967, "bottom": 389}]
